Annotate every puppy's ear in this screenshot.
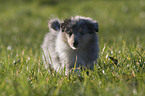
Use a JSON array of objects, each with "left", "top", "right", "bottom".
[
  {"left": 93, "top": 22, "right": 99, "bottom": 32},
  {"left": 48, "top": 19, "right": 60, "bottom": 31},
  {"left": 87, "top": 21, "right": 99, "bottom": 33}
]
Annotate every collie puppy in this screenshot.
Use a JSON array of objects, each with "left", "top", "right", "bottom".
[{"left": 41, "top": 16, "right": 99, "bottom": 75}]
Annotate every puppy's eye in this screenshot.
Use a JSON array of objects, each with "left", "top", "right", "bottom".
[{"left": 79, "top": 28, "right": 84, "bottom": 35}]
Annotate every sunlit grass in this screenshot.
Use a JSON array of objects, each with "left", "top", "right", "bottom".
[{"left": 0, "top": 0, "right": 145, "bottom": 96}]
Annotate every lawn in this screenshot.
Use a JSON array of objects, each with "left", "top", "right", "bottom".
[{"left": 0, "top": 0, "right": 145, "bottom": 96}]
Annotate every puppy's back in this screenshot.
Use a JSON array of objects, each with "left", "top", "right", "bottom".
[{"left": 41, "top": 30, "right": 60, "bottom": 69}]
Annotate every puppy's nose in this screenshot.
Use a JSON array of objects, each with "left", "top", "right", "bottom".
[{"left": 73, "top": 41, "right": 78, "bottom": 47}]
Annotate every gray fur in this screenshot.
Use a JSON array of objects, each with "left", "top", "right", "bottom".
[{"left": 41, "top": 16, "right": 99, "bottom": 75}]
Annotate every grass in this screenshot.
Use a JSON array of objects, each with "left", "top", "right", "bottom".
[{"left": 0, "top": 0, "right": 145, "bottom": 95}]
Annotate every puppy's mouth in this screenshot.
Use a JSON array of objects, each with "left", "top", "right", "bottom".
[
  {"left": 68, "top": 39, "right": 79, "bottom": 50},
  {"left": 71, "top": 46, "right": 79, "bottom": 50},
  {"left": 69, "top": 44, "right": 79, "bottom": 50},
  {"left": 71, "top": 41, "right": 79, "bottom": 50}
]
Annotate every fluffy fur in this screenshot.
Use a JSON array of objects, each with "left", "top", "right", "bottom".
[{"left": 41, "top": 16, "right": 99, "bottom": 75}]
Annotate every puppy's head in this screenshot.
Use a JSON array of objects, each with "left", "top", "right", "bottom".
[{"left": 49, "top": 16, "right": 99, "bottom": 50}]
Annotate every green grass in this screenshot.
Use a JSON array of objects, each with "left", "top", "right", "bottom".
[{"left": 0, "top": 0, "right": 145, "bottom": 96}]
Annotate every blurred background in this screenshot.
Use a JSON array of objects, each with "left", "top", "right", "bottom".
[{"left": 0, "top": 0, "right": 145, "bottom": 51}]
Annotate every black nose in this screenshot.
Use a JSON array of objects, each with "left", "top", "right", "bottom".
[{"left": 73, "top": 41, "right": 78, "bottom": 47}]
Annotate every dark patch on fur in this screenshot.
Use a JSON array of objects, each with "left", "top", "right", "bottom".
[{"left": 61, "top": 19, "right": 73, "bottom": 33}]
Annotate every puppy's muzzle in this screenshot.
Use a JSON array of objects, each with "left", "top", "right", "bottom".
[{"left": 73, "top": 40, "right": 79, "bottom": 48}]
